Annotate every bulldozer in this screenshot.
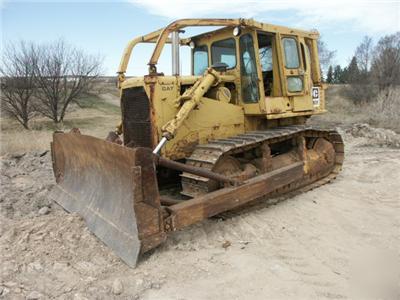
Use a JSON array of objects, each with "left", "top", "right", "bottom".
[{"left": 50, "top": 19, "right": 344, "bottom": 267}]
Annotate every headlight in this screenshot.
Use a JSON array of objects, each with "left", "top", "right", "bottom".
[{"left": 233, "top": 26, "right": 241, "bottom": 36}]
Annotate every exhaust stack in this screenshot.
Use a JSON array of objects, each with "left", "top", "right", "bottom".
[{"left": 171, "top": 31, "right": 180, "bottom": 75}]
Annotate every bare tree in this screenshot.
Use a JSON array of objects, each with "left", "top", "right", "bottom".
[
  {"left": 33, "top": 40, "right": 102, "bottom": 123},
  {"left": 371, "top": 32, "right": 400, "bottom": 92},
  {"left": 345, "top": 33, "right": 400, "bottom": 104},
  {"left": 355, "top": 36, "right": 373, "bottom": 74},
  {"left": 346, "top": 36, "right": 376, "bottom": 104},
  {"left": 0, "top": 41, "right": 38, "bottom": 129},
  {"left": 344, "top": 55, "right": 376, "bottom": 104},
  {"left": 317, "top": 37, "right": 336, "bottom": 78}
]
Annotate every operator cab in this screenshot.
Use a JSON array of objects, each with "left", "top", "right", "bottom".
[
  {"left": 191, "top": 28, "right": 296, "bottom": 98},
  {"left": 190, "top": 25, "right": 321, "bottom": 115}
]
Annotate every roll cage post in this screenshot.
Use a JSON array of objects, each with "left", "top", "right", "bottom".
[
  {"left": 117, "top": 19, "right": 244, "bottom": 83},
  {"left": 117, "top": 18, "right": 319, "bottom": 83}
]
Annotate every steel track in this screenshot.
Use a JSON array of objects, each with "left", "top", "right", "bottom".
[{"left": 181, "top": 125, "right": 344, "bottom": 198}]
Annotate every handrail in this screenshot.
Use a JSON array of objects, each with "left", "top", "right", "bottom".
[
  {"left": 117, "top": 29, "right": 190, "bottom": 82},
  {"left": 117, "top": 18, "right": 243, "bottom": 81},
  {"left": 117, "top": 18, "right": 319, "bottom": 81},
  {"left": 148, "top": 19, "right": 242, "bottom": 72},
  {"left": 117, "top": 28, "right": 163, "bottom": 81}
]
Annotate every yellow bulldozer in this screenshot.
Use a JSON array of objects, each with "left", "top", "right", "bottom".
[{"left": 50, "top": 19, "right": 344, "bottom": 267}]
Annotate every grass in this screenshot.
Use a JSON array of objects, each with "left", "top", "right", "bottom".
[
  {"left": 0, "top": 93, "right": 120, "bottom": 155},
  {"left": 77, "top": 94, "right": 120, "bottom": 114},
  {"left": 310, "top": 85, "right": 400, "bottom": 133},
  {"left": 363, "top": 88, "right": 400, "bottom": 131}
]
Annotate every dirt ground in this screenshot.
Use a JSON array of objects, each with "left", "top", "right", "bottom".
[{"left": 1, "top": 124, "right": 399, "bottom": 300}]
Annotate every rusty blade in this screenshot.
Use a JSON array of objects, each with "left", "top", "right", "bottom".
[{"left": 50, "top": 132, "right": 142, "bottom": 267}]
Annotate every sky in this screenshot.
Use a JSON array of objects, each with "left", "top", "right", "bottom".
[{"left": 1, "top": 0, "right": 399, "bottom": 76}]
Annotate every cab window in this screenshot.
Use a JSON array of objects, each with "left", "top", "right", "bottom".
[
  {"left": 287, "top": 77, "right": 303, "bottom": 92},
  {"left": 211, "top": 38, "right": 236, "bottom": 69},
  {"left": 240, "top": 34, "right": 259, "bottom": 103},
  {"left": 258, "top": 33, "right": 274, "bottom": 96},
  {"left": 282, "top": 37, "right": 300, "bottom": 69},
  {"left": 193, "top": 45, "right": 208, "bottom": 75}
]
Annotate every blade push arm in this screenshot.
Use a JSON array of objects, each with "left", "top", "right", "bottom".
[{"left": 161, "top": 68, "right": 220, "bottom": 140}]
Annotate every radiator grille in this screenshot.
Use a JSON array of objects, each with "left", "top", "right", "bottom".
[{"left": 121, "top": 87, "right": 153, "bottom": 148}]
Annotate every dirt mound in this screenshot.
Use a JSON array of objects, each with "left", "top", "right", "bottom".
[
  {"left": 0, "top": 212, "right": 127, "bottom": 299},
  {"left": 0, "top": 151, "right": 55, "bottom": 219},
  {"left": 346, "top": 123, "right": 400, "bottom": 148},
  {"left": 0, "top": 151, "right": 174, "bottom": 299}
]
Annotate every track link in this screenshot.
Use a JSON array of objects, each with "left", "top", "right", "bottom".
[{"left": 181, "top": 125, "right": 344, "bottom": 197}]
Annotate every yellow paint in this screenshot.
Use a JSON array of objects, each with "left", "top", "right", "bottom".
[{"left": 118, "top": 19, "right": 327, "bottom": 160}]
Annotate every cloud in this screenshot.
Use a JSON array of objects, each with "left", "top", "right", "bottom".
[{"left": 130, "top": 0, "right": 399, "bottom": 34}]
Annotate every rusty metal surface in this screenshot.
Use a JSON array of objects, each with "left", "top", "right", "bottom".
[
  {"left": 155, "top": 155, "right": 240, "bottom": 186},
  {"left": 50, "top": 132, "right": 150, "bottom": 267},
  {"left": 181, "top": 126, "right": 344, "bottom": 197},
  {"left": 167, "top": 162, "right": 304, "bottom": 231},
  {"left": 168, "top": 126, "right": 344, "bottom": 231}
]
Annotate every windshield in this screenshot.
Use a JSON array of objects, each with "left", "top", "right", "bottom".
[
  {"left": 193, "top": 45, "right": 208, "bottom": 75},
  {"left": 211, "top": 38, "right": 236, "bottom": 69}
]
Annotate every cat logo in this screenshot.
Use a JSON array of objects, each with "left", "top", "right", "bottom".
[
  {"left": 162, "top": 85, "right": 173, "bottom": 91},
  {"left": 312, "top": 87, "right": 320, "bottom": 107}
]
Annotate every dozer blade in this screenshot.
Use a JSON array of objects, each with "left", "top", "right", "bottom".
[{"left": 50, "top": 132, "right": 165, "bottom": 267}]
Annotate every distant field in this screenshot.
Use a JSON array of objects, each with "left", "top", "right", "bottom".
[
  {"left": 0, "top": 93, "right": 120, "bottom": 155},
  {"left": 1, "top": 83, "right": 399, "bottom": 155}
]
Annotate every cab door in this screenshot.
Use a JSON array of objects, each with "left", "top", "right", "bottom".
[
  {"left": 238, "top": 32, "right": 265, "bottom": 114},
  {"left": 279, "top": 35, "right": 313, "bottom": 111}
]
